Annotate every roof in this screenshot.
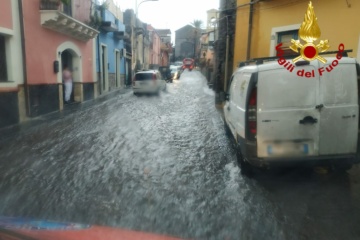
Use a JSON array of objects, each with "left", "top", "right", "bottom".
[
  {"left": 156, "top": 29, "right": 171, "bottom": 36},
  {"left": 207, "top": 9, "right": 218, "bottom": 13},
  {"left": 175, "top": 25, "right": 195, "bottom": 32}
]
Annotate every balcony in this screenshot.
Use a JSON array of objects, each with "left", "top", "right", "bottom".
[
  {"left": 101, "top": 21, "right": 118, "bottom": 32},
  {"left": 114, "top": 31, "right": 130, "bottom": 40},
  {"left": 40, "top": 10, "right": 99, "bottom": 42}
]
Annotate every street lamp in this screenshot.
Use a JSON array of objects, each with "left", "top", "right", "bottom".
[
  {"left": 134, "top": 0, "right": 158, "bottom": 71},
  {"left": 136, "top": 0, "right": 158, "bottom": 17}
]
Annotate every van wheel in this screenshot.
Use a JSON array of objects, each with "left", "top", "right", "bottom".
[
  {"left": 236, "top": 146, "right": 254, "bottom": 177},
  {"left": 224, "top": 121, "right": 231, "bottom": 138}
]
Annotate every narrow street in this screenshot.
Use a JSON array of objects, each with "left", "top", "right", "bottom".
[{"left": 1, "top": 71, "right": 360, "bottom": 240}]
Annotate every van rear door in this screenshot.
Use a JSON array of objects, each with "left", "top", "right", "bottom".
[
  {"left": 318, "top": 58, "right": 358, "bottom": 155},
  {"left": 257, "top": 64, "right": 320, "bottom": 158}
]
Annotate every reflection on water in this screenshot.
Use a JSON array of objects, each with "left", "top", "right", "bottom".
[{"left": 0, "top": 71, "right": 359, "bottom": 240}]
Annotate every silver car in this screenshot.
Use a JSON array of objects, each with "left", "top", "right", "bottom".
[{"left": 132, "top": 70, "right": 167, "bottom": 95}]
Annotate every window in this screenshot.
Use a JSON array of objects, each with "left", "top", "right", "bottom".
[
  {"left": 0, "top": 35, "right": 7, "bottom": 82},
  {"left": 277, "top": 30, "right": 299, "bottom": 56},
  {"left": 63, "top": 0, "right": 72, "bottom": 16},
  {"left": 135, "top": 73, "right": 153, "bottom": 81}
]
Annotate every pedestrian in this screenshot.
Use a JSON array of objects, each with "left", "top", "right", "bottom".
[{"left": 62, "top": 66, "right": 73, "bottom": 104}]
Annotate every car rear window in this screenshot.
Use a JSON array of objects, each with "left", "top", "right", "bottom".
[{"left": 135, "top": 73, "right": 153, "bottom": 81}]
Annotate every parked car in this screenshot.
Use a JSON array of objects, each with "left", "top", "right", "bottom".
[
  {"left": 133, "top": 70, "right": 166, "bottom": 95},
  {"left": 170, "top": 65, "right": 181, "bottom": 80},
  {"left": 224, "top": 57, "right": 360, "bottom": 175}
]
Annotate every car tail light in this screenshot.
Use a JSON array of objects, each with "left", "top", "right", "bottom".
[
  {"left": 153, "top": 74, "right": 157, "bottom": 84},
  {"left": 247, "top": 88, "right": 257, "bottom": 140}
]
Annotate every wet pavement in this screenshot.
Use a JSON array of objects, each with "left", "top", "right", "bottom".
[{"left": 1, "top": 71, "right": 360, "bottom": 240}]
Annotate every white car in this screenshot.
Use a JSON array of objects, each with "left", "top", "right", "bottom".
[
  {"left": 170, "top": 66, "right": 181, "bottom": 80},
  {"left": 133, "top": 70, "right": 166, "bottom": 95},
  {"left": 224, "top": 57, "right": 360, "bottom": 174}
]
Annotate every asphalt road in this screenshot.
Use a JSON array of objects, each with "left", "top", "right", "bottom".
[{"left": 1, "top": 70, "right": 360, "bottom": 240}]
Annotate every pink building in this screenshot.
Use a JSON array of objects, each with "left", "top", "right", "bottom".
[
  {"left": 0, "top": 0, "right": 25, "bottom": 128},
  {"left": 160, "top": 42, "right": 172, "bottom": 67},
  {"left": 147, "top": 25, "right": 161, "bottom": 69},
  {"left": 16, "top": 0, "right": 98, "bottom": 118}
]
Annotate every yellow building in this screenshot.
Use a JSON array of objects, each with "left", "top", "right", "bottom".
[{"left": 233, "top": 0, "right": 360, "bottom": 70}]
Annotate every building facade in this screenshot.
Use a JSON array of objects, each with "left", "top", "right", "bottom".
[
  {"left": 157, "top": 29, "right": 172, "bottom": 66},
  {"left": 234, "top": 0, "right": 360, "bottom": 69},
  {"left": 123, "top": 9, "right": 134, "bottom": 85},
  {"left": 147, "top": 25, "right": 161, "bottom": 70},
  {"left": 213, "top": 0, "right": 236, "bottom": 97},
  {"left": 0, "top": 0, "right": 25, "bottom": 128},
  {"left": 25, "top": 0, "right": 98, "bottom": 117},
  {"left": 96, "top": 0, "right": 126, "bottom": 95}
]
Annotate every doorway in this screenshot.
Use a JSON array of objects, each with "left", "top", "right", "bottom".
[
  {"left": 115, "top": 50, "right": 120, "bottom": 88},
  {"left": 61, "top": 49, "right": 74, "bottom": 102},
  {"left": 101, "top": 45, "right": 108, "bottom": 93}
]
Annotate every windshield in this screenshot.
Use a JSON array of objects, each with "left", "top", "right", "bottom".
[{"left": 1, "top": 1, "right": 360, "bottom": 240}]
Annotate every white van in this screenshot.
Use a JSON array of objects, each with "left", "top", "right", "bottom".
[{"left": 224, "top": 57, "right": 360, "bottom": 173}]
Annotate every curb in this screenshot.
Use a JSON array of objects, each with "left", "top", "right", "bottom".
[{"left": 0, "top": 87, "right": 132, "bottom": 143}]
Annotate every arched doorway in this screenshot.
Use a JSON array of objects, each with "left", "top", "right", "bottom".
[
  {"left": 57, "top": 42, "right": 82, "bottom": 107},
  {"left": 61, "top": 49, "right": 74, "bottom": 102}
]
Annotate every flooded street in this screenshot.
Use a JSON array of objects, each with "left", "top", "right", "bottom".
[{"left": 1, "top": 71, "right": 360, "bottom": 240}]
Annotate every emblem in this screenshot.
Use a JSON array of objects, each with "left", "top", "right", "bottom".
[{"left": 290, "top": 1, "right": 330, "bottom": 63}]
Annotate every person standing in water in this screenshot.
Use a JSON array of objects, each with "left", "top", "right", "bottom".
[{"left": 62, "top": 66, "right": 73, "bottom": 104}]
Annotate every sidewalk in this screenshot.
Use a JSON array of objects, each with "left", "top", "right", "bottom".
[{"left": 0, "top": 87, "right": 131, "bottom": 143}]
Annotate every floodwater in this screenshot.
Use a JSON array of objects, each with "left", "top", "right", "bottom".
[{"left": 1, "top": 70, "right": 360, "bottom": 240}]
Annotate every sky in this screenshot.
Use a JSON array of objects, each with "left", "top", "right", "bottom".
[{"left": 114, "top": 0, "right": 219, "bottom": 43}]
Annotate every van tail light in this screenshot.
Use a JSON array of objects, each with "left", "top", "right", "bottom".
[{"left": 247, "top": 88, "right": 257, "bottom": 140}]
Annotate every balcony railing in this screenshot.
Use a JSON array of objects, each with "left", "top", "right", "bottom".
[
  {"left": 40, "top": 0, "right": 72, "bottom": 16},
  {"left": 40, "top": 0, "right": 60, "bottom": 10}
]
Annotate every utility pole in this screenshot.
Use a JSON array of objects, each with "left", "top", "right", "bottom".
[{"left": 224, "top": 16, "right": 229, "bottom": 92}]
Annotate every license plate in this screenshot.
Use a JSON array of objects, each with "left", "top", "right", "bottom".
[{"left": 267, "top": 143, "right": 309, "bottom": 156}]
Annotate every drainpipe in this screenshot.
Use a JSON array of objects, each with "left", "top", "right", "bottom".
[
  {"left": 97, "top": 32, "right": 101, "bottom": 95},
  {"left": 246, "top": 0, "right": 254, "bottom": 60},
  {"left": 18, "top": 0, "right": 30, "bottom": 116}
]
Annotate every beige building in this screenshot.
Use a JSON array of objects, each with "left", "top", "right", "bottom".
[{"left": 234, "top": 0, "right": 360, "bottom": 70}]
